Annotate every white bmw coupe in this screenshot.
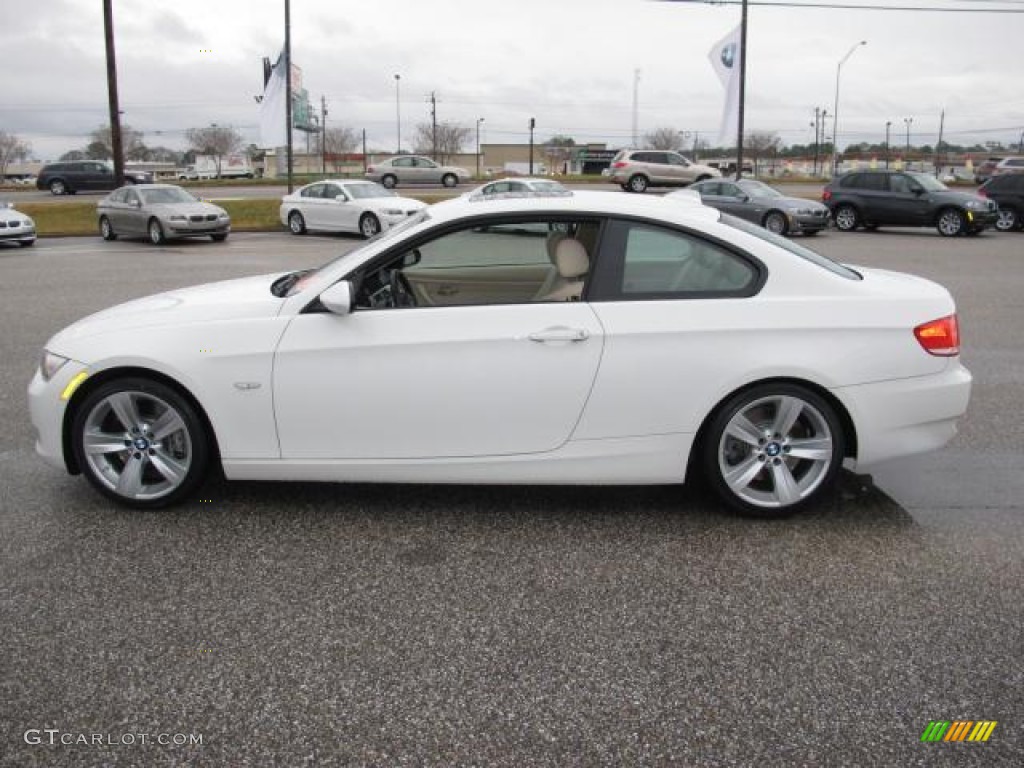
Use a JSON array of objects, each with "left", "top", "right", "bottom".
[
  {"left": 280, "top": 180, "right": 426, "bottom": 238},
  {"left": 29, "top": 192, "right": 971, "bottom": 516}
]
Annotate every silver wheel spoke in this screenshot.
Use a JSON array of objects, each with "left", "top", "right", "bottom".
[
  {"left": 787, "top": 437, "right": 833, "bottom": 462},
  {"left": 84, "top": 430, "right": 128, "bottom": 456},
  {"left": 770, "top": 461, "right": 802, "bottom": 506},
  {"left": 149, "top": 408, "right": 185, "bottom": 441},
  {"left": 115, "top": 456, "right": 146, "bottom": 497},
  {"left": 149, "top": 449, "right": 187, "bottom": 485},
  {"left": 726, "top": 414, "right": 764, "bottom": 448},
  {"left": 771, "top": 396, "right": 803, "bottom": 438},
  {"left": 108, "top": 392, "right": 141, "bottom": 431},
  {"left": 724, "top": 454, "right": 764, "bottom": 494}
]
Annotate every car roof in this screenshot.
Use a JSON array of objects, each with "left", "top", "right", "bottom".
[{"left": 431, "top": 189, "right": 720, "bottom": 225}]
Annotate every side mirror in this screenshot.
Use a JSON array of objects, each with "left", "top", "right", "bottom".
[
  {"left": 402, "top": 250, "right": 422, "bottom": 268},
  {"left": 911, "top": 187, "right": 925, "bottom": 196},
  {"left": 736, "top": 193, "right": 750, "bottom": 202},
  {"left": 319, "top": 280, "right": 355, "bottom": 315},
  {"left": 132, "top": 200, "right": 142, "bottom": 208},
  {"left": 334, "top": 194, "right": 348, "bottom": 202}
]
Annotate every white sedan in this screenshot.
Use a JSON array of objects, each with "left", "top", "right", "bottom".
[
  {"left": 29, "top": 192, "right": 971, "bottom": 517},
  {"left": 280, "top": 180, "right": 426, "bottom": 238},
  {"left": 464, "top": 177, "right": 572, "bottom": 201}
]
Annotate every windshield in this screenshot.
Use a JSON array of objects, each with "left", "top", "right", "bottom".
[
  {"left": 738, "top": 180, "right": 782, "bottom": 198},
  {"left": 907, "top": 172, "right": 947, "bottom": 192},
  {"left": 531, "top": 181, "right": 572, "bottom": 196},
  {"left": 720, "top": 214, "right": 861, "bottom": 280},
  {"left": 140, "top": 187, "right": 198, "bottom": 205},
  {"left": 345, "top": 183, "right": 395, "bottom": 200}
]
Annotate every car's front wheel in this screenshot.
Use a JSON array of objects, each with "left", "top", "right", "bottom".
[
  {"left": 833, "top": 204, "right": 860, "bottom": 231},
  {"left": 702, "top": 383, "right": 844, "bottom": 517},
  {"left": 359, "top": 213, "right": 381, "bottom": 238},
  {"left": 381, "top": 175, "right": 397, "bottom": 189},
  {"left": 763, "top": 210, "right": 789, "bottom": 236},
  {"left": 148, "top": 218, "right": 166, "bottom": 245},
  {"left": 71, "top": 378, "right": 211, "bottom": 508},
  {"left": 995, "top": 207, "right": 1019, "bottom": 232},
  {"left": 49, "top": 179, "right": 67, "bottom": 196},
  {"left": 211, "top": 233, "right": 228, "bottom": 242},
  {"left": 627, "top": 175, "right": 649, "bottom": 193},
  {"left": 99, "top": 216, "right": 117, "bottom": 241},
  {"left": 288, "top": 211, "right": 306, "bottom": 235},
  {"left": 936, "top": 208, "right": 966, "bottom": 237}
]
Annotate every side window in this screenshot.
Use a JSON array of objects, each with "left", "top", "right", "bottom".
[
  {"left": 300, "top": 184, "right": 322, "bottom": 198},
  {"left": 393, "top": 157, "right": 414, "bottom": 168},
  {"left": 840, "top": 173, "right": 863, "bottom": 189},
  {"left": 124, "top": 189, "right": 141, "bottom": 206},
  {"left": 696, "top": 182, "right": 721, "bottom": 196},
  {"left": 324, "top": 184, "right": 344, "bottom": 199},
  {"left": 859, "top": 174, "right": 887, "bottom": 191},
  {"left": 719, "top": 183, "right": 742, "bottom": 197},
  {"left": 889, "top": 174, "right": 914, "bottom": 194},
  {"left": 351, "top": 219, "right": 600, "bottom": 310},
  {"left": 668, "top": 154, "right": 689, "bottom": 167},
  {"left": 108, "top": 188, "right": 126, "bottom": 203},
  {"left": 589, "top": 220, "right": 758, "bottom": 299}
]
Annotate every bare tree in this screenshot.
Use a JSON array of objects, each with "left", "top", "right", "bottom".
[
  {"left": 0, "top": 131, "right": 32, "bottom": 178},
  {"left": 89, "top": 124, "right": 147, "bottom": 160},
  {"left": 185, "top": 125, "right": 244, "bottom": 176},
  {"left": 643, "top": 127, "right": 684, "bottom": 151},
  {"left": 746, "top": 131, "right": 781, "bottom": 176},
  {"left": 414, "top": 121, "right": 470, "bottom": 164},
  {"left": 543, "top": 135, "right": 576, "bottom": 174},
  {"left": 59, "top": 149, "right": 88, "bottom": 162},
  {"left": 323, "top": 126, "right": 359, "bottom": 172}
]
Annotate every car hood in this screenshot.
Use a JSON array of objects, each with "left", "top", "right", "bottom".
[
  {"left": 927, "top": 189, "right": 989, "bottom": 205},
  {"left": 148, "top": 201, "right": 226, "bottom": 216},
  {"left": 767, "top": 195, "right": 828, "bottom": 210},
  {"left": 48, "top": 273, "right": 285, "bottom": 349}
]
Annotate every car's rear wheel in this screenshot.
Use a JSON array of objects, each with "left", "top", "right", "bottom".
[
  {"left": 148, "top": 218, "right": 166, "bottom": 245},
  {"left": 49, "top": 179, "right": 67, "bottom": 196},
  {"left": 441, "top": 173, "right": 458, "bottom": 188},
  {"left": 71, "top": 378, "right": 211, "bottom": 508},
  {"left": 288, "top": 211, "right": 306, "bottom": 235},
  {"left": 763, "top": 210, "right": 789, "bottom": 236},
  {"left": 381, "top": 175, "right": 397, "bottom": 189},
  {"left": 99, "top": 216, "right": 117, "bottom": 241},
  {"left": 359, "top": 213, "right": 381, "bottom": 238},
  {"left": 627, "top": 175, "right": 649, "bottom": 193},
  {"left": 833, "top": 204, "right": 859, "bottom": 231},
  {"left": 702, "top": 383, "right": 844, "bottom": 518},
  {"left": 995, "top": 207, "right": 1019, "bottom": 232},
  {"left": 19, "top": 240, "right": 35, "bottom": 247},
  {"left": 936, "top": 208, "right": 966, "bottom": 237}
]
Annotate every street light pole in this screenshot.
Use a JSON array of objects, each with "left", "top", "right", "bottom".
[
  {"left": 476, "top": 117, "right": 485, "bottom": 179},
  {"left": 394, "top": 74, "right": 401, "bottom": 154},
  {"left": 528, "top": 117, "right": 535, "bottom": 175},
  {"left": 831, "top": 40, "right": 867, "bottom": 178},
  {"left": 885, "top": 120, "right": 891, "bottom": 169},
  {"left": 904, "top": 117, "right": 913, "bottom": 162}
]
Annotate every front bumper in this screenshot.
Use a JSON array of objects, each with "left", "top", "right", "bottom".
[
  {"left": 28, "top": 360, "right": 89, "bottom": 472},
  {"left": 166, "top": 220, "right": 231, "bottom": 238},
  {"left": 0, "top": 221, "right": 36, "bottom": 243},
  {"left": 963, "top": 208, "right": 999, "bottom": 230},
  {"left": 788, "top": 210, "right": 830, "bottom": 232}
]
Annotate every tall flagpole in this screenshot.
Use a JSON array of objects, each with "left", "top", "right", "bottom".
[
  {"left": 284, "top": 0, "right": 293, "bottom": 193},
  {"left": 735, "top": 0, "right": 748, "bottom": 179}
]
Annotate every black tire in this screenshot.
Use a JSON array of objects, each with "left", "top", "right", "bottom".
[
  {"left": 99, "top": 215, "right": 117, "bottom": 241},
  {"left": 620, "top": 184, "right": 630, "bottom": 192},
  {"left": 936, "top": 207, "right": 966, "bottom": 237},
  {"left": 441, "top": 173, "right": 458, "bottom": 188},
  {"left": 70, "top": 377, "right": 211, "bottom": 509},
  {"left": 49, "top": 179, "right": 68, "bottom": 196},
  {"left": 701, "top": 382, "right": 845, "bottom": 518},
  {"left": 210, "top": 233, "right": 228, "bottom": 242},
  {"left": 287, "top": 210, "right": 306, "bottom": 235},
  {"left": 19, "top": 240, "right": 35, "bottom": 247},
  {"left": 148, "top": 218, "right": 166, "bottom": 245},
  {"left": 833, "top": 204, "right": 860, "bottom": 232},
  {"left": 627, "top": 174, "right": 649, "bottom": 193},
  {"left": 803, "top": 229, "right": 821, "bottom": 236},
  {"left": 995, "top": 206, "right": 1019, "bottom": 232},
  {"left": 762, "top": 210, "right": 789, "bottom": 236},
  {"left": 381, "top": 175, "right": 397, "bottom": 189},
  {"left": 359, "top": 213, "right": 381, "bottom": 239}
]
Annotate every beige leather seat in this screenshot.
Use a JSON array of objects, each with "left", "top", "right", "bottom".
[{"left": 534, "top": 237, "right": 589, "bottom": 302}]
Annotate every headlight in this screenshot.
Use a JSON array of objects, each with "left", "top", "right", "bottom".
[
  {"left": 964, "top": 200, "right": 984, "bottom": 210},
  {"left": 381, "top": 208, "right": 402, "bottom": 216},
  {"left": 217, "top": 211, "right": 229, "bottom": 219},
  {"left": 169, "top": 215, "right": 187, "bottom": 221},
  {"left": 40, "top": 351, "right": 69, "bottom": 382}
]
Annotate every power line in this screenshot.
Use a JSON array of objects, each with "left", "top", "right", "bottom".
[{"left": 657, "top": 0, "right": 1024, "bottom": 11}]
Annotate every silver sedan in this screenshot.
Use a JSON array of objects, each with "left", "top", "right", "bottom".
[
  {"left": 365, "top": 155, "right": 470, "bottom": 188},
  {"left": 97, "top": 184, "right": 231, "bottom": 245},
  {"left": 683, "top": 179, "right": 830, "bottom": 236}
]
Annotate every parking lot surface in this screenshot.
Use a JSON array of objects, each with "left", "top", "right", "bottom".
[{"left": 1, "top": 230, "right": 1021, "bottom": 766}]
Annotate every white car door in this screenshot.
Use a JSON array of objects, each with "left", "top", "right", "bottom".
[
  {"left": 272, "top": 216, "right": 605, "bottom": 459},
  {"left": 301, "top": 183, "right": 329, "bottom": 229},
  {"left": 320, "top": 183, "right": 359, "bottom": 232}
]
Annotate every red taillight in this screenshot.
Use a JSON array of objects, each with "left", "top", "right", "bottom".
[
  {"left": 612, "top": 161, "right": 627, "bottom": 168},
  {"left": 822, "top": 189, "right": 832, "bottom": 202},
  {"left": 914, "top": 314, "right": 960, "bottom": 356}
]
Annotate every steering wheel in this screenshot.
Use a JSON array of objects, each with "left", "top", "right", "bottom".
[{"left": 388, "top": 269, "right": 416, "bottom": 307}]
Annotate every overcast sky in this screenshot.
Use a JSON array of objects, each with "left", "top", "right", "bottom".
[{"left": 4, "top": 0, "right": 1023, "bottom": 161}]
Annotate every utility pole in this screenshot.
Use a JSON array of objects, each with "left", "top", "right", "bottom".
[
  {"left": 735, "top": 0, "right": 748, "bottom": 179},
  {"left": 284, "top": 0, "right": 293, "bottom": 193},
  {"left": 529, "top": 117, "right": 536, "bottom": 175},
  {"left": 904, "top": 117, "right": 913, "bottom": 163},
  {"left": 102, "top": 0, "right": 124, "bottom": 187},
  {"left": 362, "top": 129, "right": 367, "bottom": 172},
  {"left": 885, "top": 120, "right": 891, "bottom": 169},
  {"left": 812, "top": 107, "right": 820, "bottom": 177},
  {"left": 430, "top": 91, "right": 437, "bottom": 160},
  {"left": 321, "top": 95, "right": 328, "bottom": 175},
  {"left": 632, "top": 69, "right": 640, "bottom": 147},
  {"left": 934, "top": 109, "right": 945, "bottom": 177}
]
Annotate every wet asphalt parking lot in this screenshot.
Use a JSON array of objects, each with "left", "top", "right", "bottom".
[{"left": 1, "top": 228, "right": 1022, "bottom": 767}]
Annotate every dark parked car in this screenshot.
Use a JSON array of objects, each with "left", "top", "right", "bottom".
[
  {"left": 36, "top": 161, "right": 152, "bottom": 196},
  {"left": 684, "top": 178, "right": 830, "bottom": 236},
  {"left": 979, "top": 173, "right": 1024, "bottom": 232},
  {"left": 822, "top": 170, "right": 998, "bottom": 237}
]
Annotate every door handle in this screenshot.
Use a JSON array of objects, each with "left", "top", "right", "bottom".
[
  {"left": 437, "top": 285, "right": 458, "bottom": 296},
  {"left": 528, "top": 327, "right": 589, "bottom": 343}
]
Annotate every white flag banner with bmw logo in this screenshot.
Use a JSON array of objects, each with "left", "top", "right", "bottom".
[
  {"left": 258, "top": 52, "right": 288, "bottom": 149},
  {"left": 709, "top": 24, "right": 742, "bottom": 145}
]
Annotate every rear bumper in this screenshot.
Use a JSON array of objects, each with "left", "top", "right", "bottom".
[{"left": 834, "top": 362, "right": 972, "bottom": 468}]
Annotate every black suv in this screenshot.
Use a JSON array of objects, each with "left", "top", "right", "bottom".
[
  {"left": 36, "top": 161, "right": 152, "bottom": 196},
  {"left": 822, "top": 170, "right": 998, "bottom": 237},
  {"left": 979, "top": 173, "right": 1024, "bottom": 232}
]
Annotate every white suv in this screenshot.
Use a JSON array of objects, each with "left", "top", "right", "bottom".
[{"left": 608, "top": 150, "right": 721, "bottom": 193}]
